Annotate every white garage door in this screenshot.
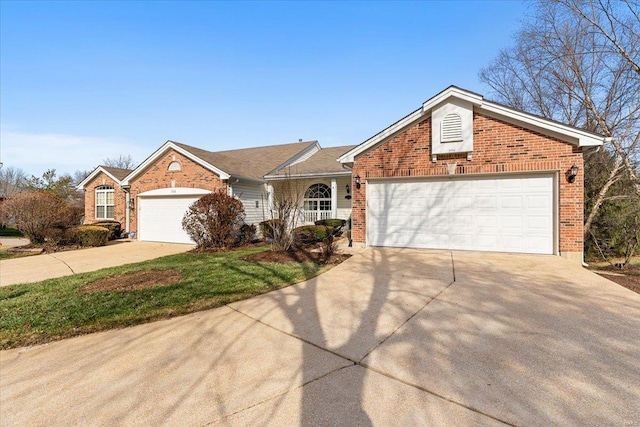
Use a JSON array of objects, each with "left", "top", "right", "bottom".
[
  {"left": 367, "top": 174, "right": 555, "bottom": 254},
  {"left": 138, "top": 195, "right": 202, "bottom": 244}
]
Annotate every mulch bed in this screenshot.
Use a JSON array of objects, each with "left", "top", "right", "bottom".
[
  {"left": 80, "top": 270, "right": 184, "bottom": 294},
  {"left": 596, "top": 272, "right": 640, "bottom": 295}
]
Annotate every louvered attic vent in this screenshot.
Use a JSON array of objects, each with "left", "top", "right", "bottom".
[{"left": 441, "top": 113, "right": 463, "bottom": 142}]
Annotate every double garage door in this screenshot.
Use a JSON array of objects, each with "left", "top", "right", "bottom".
[
  {"left": 367, "top": 174, "right": 556, "bottom": 254},
  {"left": 138, "top": 194, "right": 205, "bottom": 244}
]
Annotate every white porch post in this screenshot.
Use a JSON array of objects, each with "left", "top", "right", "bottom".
[
  {"left": 331, "top": 178, "right": 337, "bottom": 219},
  {"left": 267, "top": 183, "right": 274, "bottom": 218}
]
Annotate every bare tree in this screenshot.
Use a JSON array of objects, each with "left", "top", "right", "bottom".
[
  {"left": 267, "top": 170, "right": 306, "bottom": 251},
  {"left": 480, "top": 0, "right": 640, "bottom": 237},
  {"left": 73, "top": 169, "right": 92, "bottom": 186},
  {"left": 0, "top": 166, "right": 27, "bottom": 198},
  {"left": 103, "top": 154, "right": 136, "bottom": 170}
]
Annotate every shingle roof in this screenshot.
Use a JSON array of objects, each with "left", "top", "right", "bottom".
[
  {"left": 101, "top": 166, "right": 133, "bottom": 181},
  {"left": 266, "top": 145, "right": 356, "bottom": 177},
  {"left": 172, "top": 140, "right": 319, "bottom": 181}
]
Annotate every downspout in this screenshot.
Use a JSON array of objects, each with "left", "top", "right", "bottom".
[{"left": 122, "top": 185, "right": 131, "bottom": 234}]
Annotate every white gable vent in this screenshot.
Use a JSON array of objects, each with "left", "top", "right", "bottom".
[
  {"left": 432, "top": 99, "right": 474, "bottom": 160},
  {"left": 441, "top": 113, "right": 463, "bottom": 142}
]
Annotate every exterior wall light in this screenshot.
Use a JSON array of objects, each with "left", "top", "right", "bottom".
[
  {"left": 129, "top": 198, "right": 135, "bottom": 210},
  {"left": 568, "top": 164, "right": 579, "bottom": 183},
  {"left": 355, "top": 175, "right": 361, "bottom": 189}
]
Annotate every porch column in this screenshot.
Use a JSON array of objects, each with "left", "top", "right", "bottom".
[
  {"left": 267, "top": 183, "right": 274, "bottom": 218},
  {"left": 331, "top": 178, "right": 337, "bottom": 219}
]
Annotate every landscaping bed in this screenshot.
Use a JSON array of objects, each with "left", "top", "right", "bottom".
[{"left": 589, "top": 255, "right": 640, "bottom": 295}]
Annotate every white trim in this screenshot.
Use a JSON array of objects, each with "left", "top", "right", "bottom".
[
  {"left": 479, "top": 102, "right": 607, "bottom": 147},
  {"left": 264, "top": 171, "right": 352, "bottom": 180},
  {"left": 138, "top": 187, "right": 212, "bottom": 197},
  {"left": 76, "top": 166, "right": 123, "bottom": 190},
  {"left": 122, "top": 141, "right": 231, "bottom": 185},
  {"left": 267, "top": 141, "right": 320, "bottom": 175},
  {"left": 330, "top": 178, "right": 337, "bottom": 219},
  {"left": 338, "top": 86, "right": 607, "bottom": 164}
]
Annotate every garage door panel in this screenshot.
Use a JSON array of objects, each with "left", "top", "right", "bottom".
[
  {"left": 139, "top": 195, "right": 203, "bottom": 244},
  {"left": 367, "top": 174, "right": 554, "bottom": 254}
]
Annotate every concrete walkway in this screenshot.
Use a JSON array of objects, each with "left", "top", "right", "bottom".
[
  {"left": 0, "top": 240, "right": 193, "bottom": 286},
  {"left": 1, "top": 249, "right": 639, "bottom": 426}
]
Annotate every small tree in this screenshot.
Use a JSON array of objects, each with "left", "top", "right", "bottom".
[
  {"left": 0, "top": 191, "right": 74, "bottom": 243},
  {"left": 26, "top": 169, "right": 75, "bottom": 199},
  {"left": 267, "top": 171, "right": 306, "bottom": 252},
  {"left": 182, "top": 192, "right": 246, "bottom": 249}
]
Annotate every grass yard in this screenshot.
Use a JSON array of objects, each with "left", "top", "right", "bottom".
[{"left": 0, "top": 245, "right": 328, "bottom": 349}]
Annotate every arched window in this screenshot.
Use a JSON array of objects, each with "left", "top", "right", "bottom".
[
  {"left": 95, "top": 185, "right": 115, "bottom": 219},
  {"left": 304, "top": 183, "right": 331, "bottom": 222},
  {"left": 168, "top": 161, "right": 182, "bottom": 171}
]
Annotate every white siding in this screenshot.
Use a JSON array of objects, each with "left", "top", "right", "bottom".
[
  {"left": 232, "top": 181, "right": 267, "bottom": 226},
  {"left": 335, "top": 176, "right": 353, "bottom": 221}
]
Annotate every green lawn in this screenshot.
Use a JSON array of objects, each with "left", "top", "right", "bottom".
[{"left": 0, "top": 246, "right": 325, "bottom": 349}]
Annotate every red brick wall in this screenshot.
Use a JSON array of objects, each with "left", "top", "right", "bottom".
[
  {"left": 351, "top": 112, "right": 584, "bottom": 254},
  {"left": 83, "top": 172, "right": 128, "bottom": 228},
  {"left": 128, "top": 149, "right": 227, "bottom": 232}
]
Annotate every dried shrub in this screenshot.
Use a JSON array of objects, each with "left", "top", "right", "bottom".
[
  {"left": 236, "top": 223, "right": 257, "bottom": 246},
  {"left": 320, "top": 235, "right": 339, "bottom": 262},
  {"left": 182, "top": 192, "right": 246, "bottom": 249},
  {"left": 0, "top": 191, "right": 74, "bottom": 243}
]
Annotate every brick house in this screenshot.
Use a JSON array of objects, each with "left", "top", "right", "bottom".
[
  {"left": 338, "top": 86, "right": 606, "bottom": 264},
  {"left": 77, "top": 140, "right": 355, "bottom": 244},
  {"left": 77, "top": 86, "right": 605, "bottom": 263}
]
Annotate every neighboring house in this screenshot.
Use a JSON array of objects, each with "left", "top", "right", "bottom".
[
  {"left": 338, "top": 86, "right": 606, "bottom": 264},
  {"left": 77, "top": 86, "right": 607, "bottom": 263},
  {"left": 77, "top": 141, "right": 355, "bottom": 245}
]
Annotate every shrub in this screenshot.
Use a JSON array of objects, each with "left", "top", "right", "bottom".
[
  {"left": 0, "top": 191, "right": 75, "bottom": 243},
  {"left": 236, "top": 223, "right": 257, "bottom": 246},
  {"left": 72, "top": 225, "right": 109, "bottom": 247},
  {"left": 259, "top": 219, "right": 286, "bottom": 239},
  {"left": 314, "top": 218, "right": 346, "bottom": 236},
  {"left": 320, "top": 234, "right": 339, "bottom": 262},
  {"left": 293, "top": 225, "right": 333, "bottom": 245},
  {"left": 182, "top": 192, "right": 246, "bottom": 249},
  {"left": 314, "top": 219, "right": 346, "bottom": 228},
  {"left": 93, "top": 220, "right": 122, "bottom": 240}
]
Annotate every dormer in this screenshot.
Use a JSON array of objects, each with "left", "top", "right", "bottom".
[{"left": 431, "top": 98, "right": 474, "bottom": 161}]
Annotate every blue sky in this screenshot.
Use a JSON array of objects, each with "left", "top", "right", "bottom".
[{"left": 1, "top": 0, "right": 528, "bottom": 177}]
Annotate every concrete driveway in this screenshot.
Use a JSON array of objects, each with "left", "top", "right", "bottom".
[
  {"left": 0, "top": 240, "right": 193, "bottom": 286},
  {"left": 1, "top": 248, "right": 639, "bottom": 426}
]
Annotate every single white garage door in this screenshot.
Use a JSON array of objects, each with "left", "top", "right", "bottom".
[
  {"left": 367, "top": 174, "right": 555, "bottom": 254},
  {"left": 138, "top": 195, "right": 204, "bottom": 244}
]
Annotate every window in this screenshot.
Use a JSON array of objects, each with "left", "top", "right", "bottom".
[
  {"left": 168, "top": 161, "right": 182, "bottom": 171},
  {"left": 303, "top": 183, "right": 332, "bottom": 222},
  {"left": 95, "top": 186, "right": 115, "bottom": 219}
]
